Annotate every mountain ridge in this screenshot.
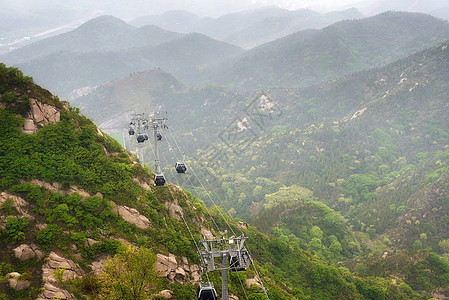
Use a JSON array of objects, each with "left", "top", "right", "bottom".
[{"left": 214, "top": 11, "right": 449, "bottom": 89}]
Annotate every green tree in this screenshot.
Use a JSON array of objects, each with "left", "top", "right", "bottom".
[
  {"left": 264, "top": 185, "right": 313, "bottom": 209},
  {"left": 329, "top": 240, "right": 343, "bottom": 257},
  {"left": 99, "top": 244, "right": 161, "bottom": 299},
  {"left": 310, "top": 226, "right": 323, "bottom": 239}
]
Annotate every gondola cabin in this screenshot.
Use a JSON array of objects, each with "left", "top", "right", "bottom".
[
  {"left": 137, "top": 134, "right": 145, "bottom": 143},
  {"left": 229, "top": 251, "right": 250, "bottom": 272},
  {"left": 197, "top": 282, "right": 217, "bottom": 300},
  {"left": 157, "top": 133, "right": 162, "bottom": 141},
  {"left": 144, "top": 134, "right": 149, "bottom": 141},
  {"left": 154, "top": 174, "right": 166, "bottom": 186},
  {"left": 128, "top": 128, "right": 135, "bottom": 135},
  {"left": 175, "top": 162, "right": 187, "bottom": 173}
]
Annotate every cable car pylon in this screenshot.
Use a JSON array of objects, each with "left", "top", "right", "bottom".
[
  {"left": 128, "top": 112, "right": 168, "bottom": 186},
  {"left": 198, "top": 235, "right": 251, "bottom": 300}
]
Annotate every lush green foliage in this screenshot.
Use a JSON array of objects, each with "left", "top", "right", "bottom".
[{"left": 97, "top": 244, "right": 161, "bottom": 299}]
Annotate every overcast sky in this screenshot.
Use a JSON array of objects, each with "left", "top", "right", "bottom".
[{"left": 254, "top": 0, "right": 366, "bottom": 12}]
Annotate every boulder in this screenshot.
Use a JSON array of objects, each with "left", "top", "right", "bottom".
[
  {"left": 157, "top": 290, "right": 173, "bottom": 299},
  {"left": 13, "top": 243, "right": 44, "bottom": 260},
  {"left": 7, "top": 272, "right": 30, "bottom": 291},
  {"left": 42, "top": 252, "right": 84, "bottom": 284}
]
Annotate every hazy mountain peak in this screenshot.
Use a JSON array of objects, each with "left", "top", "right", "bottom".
[{"left": 74, "top": 15, "right": 135, "bottom": 34}]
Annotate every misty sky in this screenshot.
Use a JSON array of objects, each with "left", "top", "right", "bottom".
[{"left": 254, "top": 0, "right": 365, "bottom": 12}]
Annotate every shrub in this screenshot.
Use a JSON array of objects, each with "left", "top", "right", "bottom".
[{"left": 36, "top": 224, "right": 62, "bottom": 246}]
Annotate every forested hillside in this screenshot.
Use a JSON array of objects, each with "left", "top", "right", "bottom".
[
  {"left": 2, "top": 64, "right": 437, "bottom": 299},
  {"left": 215, "top": 11, "right": 449, "bottom": 88},
  {"left": 171, "top": 40, "right": 449, "bottom": 297}
]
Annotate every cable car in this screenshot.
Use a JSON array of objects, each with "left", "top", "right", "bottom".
[
  {"left": 154, "top": 174, "right": 166, "bottom": 186},
  {"left": 157, "top": 133, "right": 162, "bottom": 141},
  {"left": 137, "top": 134, "right": 145, "bottom": 143},
  {"left": 175, "top": 162, "right": 187, "bottom": 173},
  {"left": 144, "top": 134, "right": 149, "bottom": 141},
  {"left": 128, "top": 128, "right": 135, "bottom": 135},
  {"left": 229, "top": 251, "right": 250, "bottom": 272},
  {"left": 197, "top": 282, "right": 217, "bottom": 300}
]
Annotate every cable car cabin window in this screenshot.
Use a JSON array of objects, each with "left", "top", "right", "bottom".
[
  {"left": 129, "top": 128, "right": 135, "bottom": 135},
  {"left": 154, "top": 175, "right": 166, "bottom": 186},
  {"left": 175, "top": 162, "right": 186, "bottom": 173},
  {"left": 137, "top": 135, "right": 145, "bottom": 143}
]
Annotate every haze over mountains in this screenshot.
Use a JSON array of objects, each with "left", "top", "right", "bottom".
[
  {"left": 2, "top": 10, "right": 449, "bottom": 100},
  {"left": 129, "top": 7, "right": 363, "bottom": 49}
]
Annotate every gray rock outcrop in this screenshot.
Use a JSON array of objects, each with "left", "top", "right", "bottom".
[
  {"left": 36, "top": 283, "right": 75, "bottom": 300},
  {"left": 42, "top": 252, "right": 84, "bottom": 284},
  {"left": 110, "top": 202, "right": 151, "bottom": 229},
  {"left": 23, "top": 99, "right": 60, "bottom": 134},
  {"left": 7, "top": 272, "right": 30, "bottom": 291},
  {"left": 155, "top": 253, "right": 200, "bottom": 284},
  {"left": 13, "top": 243, "right": 44, "bottom": 260}
]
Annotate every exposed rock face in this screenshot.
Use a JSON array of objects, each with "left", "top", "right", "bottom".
[
  {"left": 36, "top": 283, "right": 75, "bottom": 300},
  {"left": 165, "top": 199, "right": 183, "bottom": 221},
  {"left": 110, "top": 202, "right": 151, "bottom": 229},
  {"left": 37, "top": 252, "right": 83, "bottom": 300},
  {"left": 237, "top": 221, "right": 248, "bottom": 230},
  {"left": 7, "top": 272, "right": 30, "bottom": 291},
  {"left": 133, "top": 177, "right": 152, "bottom": 191},
  {"left": 155, "top": 253, "right": 200, "bottom": 284},
  {"left": 27, "top": 180, "right": 91, "bottom": 199},
  {"left": 41, "top": 252, "right": 84, "bottom": 284},
  {"left": 0, "top": 191, "right": 33, "bottom": 220},
  {"left": 90, "top": 256, "right": 109, "bottom": 274},
  {"left": 201, "top": 227, "right": 214, "bottom": 239},
  {"left": 22, "top": 99, "right": 60, "bottom": 134},
  {"left": 157, "top": 290, "right": 173, "bottom": 299},
  {"left": 13, "top": 243, "right": 44, "bottom": 260},
  {"left": 246, "top": 277, "right": 262, "bottom": 289}
]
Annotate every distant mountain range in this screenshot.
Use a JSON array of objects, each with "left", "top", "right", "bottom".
[
  {"left": 129, "top": 7, "right": 364, "bottom": 49},
  {"left": 3, "top": 11, "right": 449, "bottom": 99},
  {"left": 2, "top": 16, "right": 184, "bottom": 64},
  {"left": 215, "top": 11, "right": 449, "bottom": 89},
  {"left": 1, "top": 15, "right": 244, "bottom": 97}
]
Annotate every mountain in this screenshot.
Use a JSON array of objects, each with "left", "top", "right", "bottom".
[
  {"left": 1, "top": 15, "right": 184, "bottom": 64},
  {"left": 165, "top": 39, "right": 449, "bottom": 297},
  {"left": 71, "top": 68, "right": 188, "bottom": 126},
  {"left": 215, "top": 11, "right": 449, "bottom": 89},
  {"left": 130, "top": 7, "right": 364, "bottom": 49},
  {"left": 0, "top": 63, "right": 429, "bottom": 299},
  {"left": 360, "top": 0, "right": 449, "bottom": 19},
  {"left": 8, "top": 32, "right": 243, "bottom": 97}
]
